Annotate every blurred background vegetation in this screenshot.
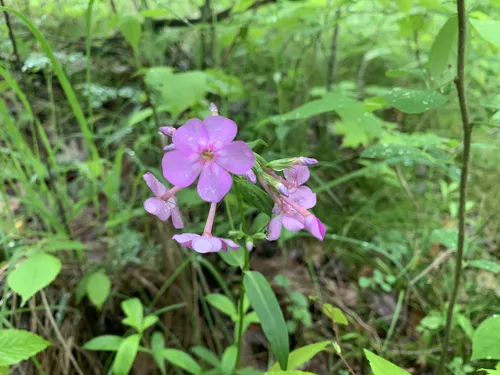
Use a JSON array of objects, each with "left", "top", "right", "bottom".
[{"left": 1, "top": 0, "right": 500, "bottom": 374}]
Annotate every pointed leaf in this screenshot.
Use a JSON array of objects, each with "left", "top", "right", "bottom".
[
  {"left": 269, "top": 341, "right": 332, "bottom": 371},
  {"left": 428, "top": 16, "right": 458, "bottom": 86},
  {"left": 221, "top": 346, "right": 238, "bottom": 375},
  {"left": 121, "top": 298, "right": 144, "bottom": 331},
  {"left": 141, "top": 315, "right": 159, "bottom": 332},
  {"left": 112, "top": 334, "right": 140, "bottom": 375},
  {"left": 235, "top": 179, "right": 274, "bottom": 216},
  {"left": 206, "top": 293, "right": 238, "bottom": 319},
  {"left": 159, "top": 349, "right": 202, "bottom": 374},
  {"left": 468, "top": 259, "right": 500, "bottom": 274},
  {"left": 322, "top": 304, "right": 348, "bottom": 326},
  {"left": 364, "top": 350, "right": 411, "bottom": 375},
  {"left": 244, "top": 271, "right": 289, "bottom": 370},
  {"left": 384, "top": 88, "right": 446, "bottom": 114},
  {"left": 0, "top": 329, "right": 51, "bottom": 366},
  {"left": 118, "top": 15, "right": 141, "bottom": 52},
  {"left": 83, "top": 335, "right": 123, "bottom": 351},
  {"left": 472, "top": 315, "right": 500, "bottom": 360},
  {"left": 151, "top": 332, "right": 166, "bottom": 375},
  {"left": 86, "top": 272, "right": 111, "bottom": 309},
  {"left": 470, "top": 19, "right": 500, "bottom": 47},
  {"left": 7, "top": 253, "right": 61, "bottom": 305},
  {"left": 191, "top": 346, "right": 221, "bottom": 367}
]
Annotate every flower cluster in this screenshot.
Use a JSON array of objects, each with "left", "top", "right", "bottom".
[{"left": 144, "top": 104, "right": 326, "bottom": 254}]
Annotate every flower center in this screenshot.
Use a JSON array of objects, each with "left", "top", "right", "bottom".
[{"left": 202, "top": 149, "right": 214, "bottom": 161}]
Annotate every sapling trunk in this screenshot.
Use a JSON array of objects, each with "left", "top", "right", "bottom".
[{"left": 437, "top": 1, "right": 472, "bottom": 373}]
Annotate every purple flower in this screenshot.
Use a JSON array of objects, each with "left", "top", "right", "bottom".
[
  {"left": 162, "top": 117, "right": 255, "bottom": 202},
  {"left": 305, "top": 215, "right": 326, "bottom": 241},
  {"left": 296, "top": 157, "right": 318, "bottom": 166},
  {"left": 159, "top": 126, "right": 176, "bottom": 137},
  {"left": 143, "top": 172, "right": 183, "bottom": 228},
  {"left": 267, "top": 186, "right": 317, "bottom": 240},
  {"left": 284, "top": 165, "right": 310, "bottom": 193},
  {"left": 245, "top": 169, "right": 257, "bottom": 184},
  {"left": 173, "top": 233, "right": 239, "bottom": 253}
]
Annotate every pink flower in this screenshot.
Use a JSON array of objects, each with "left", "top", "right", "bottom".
[
  {"left": 162, "top": 117, "right": 255, "bottom": 202},
  {"left": 284, "top": 165, "right": 310, "bottom": 193},
  {"left": 143, "top": 173, "right": 183, "bottom": 228},
  {"left": 173, "top": 233, "right": 239, "bottom": 253},
  {"left": 267, "top": 186, "right": 317, "bottom": 240},
  {"left": 305, "top": 215, "right": 326, "bottom": 241}
]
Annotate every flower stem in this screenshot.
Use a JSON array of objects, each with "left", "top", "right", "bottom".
[
  {"left": 160, "top": 185, "right": 182, "bottom": 201},
  {"left": 437, "top": 2, "right": 472, "bottom": 373},
  {"left": 203, "top": 202, "right": 217, "bottom": 235},
  {"left": 281, "top": 195, "right": 311, "bottom": 217},
  {"left": 234, "top": 180, "right": 250, "bottom": 369}
]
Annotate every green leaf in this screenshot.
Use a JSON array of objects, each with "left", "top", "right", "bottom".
[
  {"left": 0, "top": 329, "right": 51, "bottom": 366},
  {"left": 43, "top": 240, "right": 85, "bottom": 252},
  {"left": 0, "top": 367, "right": 7, "bottom": 375},
  {"left": 86, "top": 272, "right": 111, "bottom": 309},
  {"left": 7, "top": 253, "right": 62, "bottom": 305},
  {"left": 322, "top": 304, "right": 348, "bottom": 326},
  {"left": 384, "top": 88, "right": 446, "bottom": 114},
  {"left": 428, "top": 16, "right": 458, "bottom": 86},
  {"left": 396, "top": 0, "right": 412, "bottom": 13},
  {"left": 219, "top": 247, "right": 246, "bottom": 268},
  {"left": 83, "top": 335, "right": 124, "bottom": 351},
  {"left": 264, "top": 371, "right": 316, "bottom": 375},
  {"left": 118, "top": 15, "right": 141, "bottom": 53},
  {"left": 112, "top": 334, "right": 140, "bottom": 375},
  {"left": 141, "top": 315, "right": 159, "bottom": 332},
  {"left": 269, "top": 341, "right": 332, "bottom": 371},
  {"left": 206, "top": 293, "right": 238, "bottom": 319},
  {"left": 470, "top": 19, "right": 500, "bottom": 47},
  {"left": 191, "top": 346, "right": 221, "bottom": 367},
  {"left": 479, "top": 369, "right": 500, "bottom": 375},
  {"left": 151, "top": 332, "right": 166, "bottom": 375},
  {"left": 364, "top": 349, "right": 411, "bottom": 375},
  {"left": 221, "top": 346, "right": 238, "bottom": 375},
  {"left": 159, "top": 349, "right": 202, "bottom": 374},
  {"left": 468, "top": 259, "right": 500, "bottom": 273},
  {"left": 244, "top": 271, "right": 289, "bottom": 370},
  {"left": 472, "top": 315, "right": 500, "bottom": 360},
  {"left": 456, "top": 314, "right": 475, "bottom": 340},
  {"left": 235, "top": 178, "right": 274, "bottom": 216},
  {"left": 121, "top": 298, "right": 144, "bottom": 331},
  {"left": 431, "top": 229, "right": 469, "bottom": 253}
]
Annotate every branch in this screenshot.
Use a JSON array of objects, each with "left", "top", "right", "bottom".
[{"left": 437, "top": 1, "right": 472, "bottom": 373}]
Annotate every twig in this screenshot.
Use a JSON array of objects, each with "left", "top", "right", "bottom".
[
  {"left": 40, "top": 290, "right": 85, "bottom": 375},
  {"left": 326, "top": 8, "right": 341, "bottom": 91},
  {"left": 110, "top": 0, "right": 117, "bottom": 14},
  {"left": 1, "top": 0, "right": 21, "bottom": 69},
  {"left": 437, "top": 2, "right": 472, "bottom": 373},
  {"left": 331, "top": 318, "right": 356, "bottom": 375}
]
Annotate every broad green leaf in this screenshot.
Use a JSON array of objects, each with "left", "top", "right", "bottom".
[
  {"left": 121, "top": 298, "right": 144, "bottom": 331},
  {"left": 269, "top": 341, "right": 332, "bottom": 371},
  {"left": 205, "top": 69, "right": 244, "bottom": 99},
  {"left": 468, "top": 259, "right": 500, "bottom": 273},
  {"left": 141, "top": 315, "right": 159, "bottom": 332},
  {"left": 118, "top": 15, "right": 141, "bottom": 53},
  {"left": 384, "top": 88, "right": 446, "bottom": 114},
  {"left": 151, "top": 332, "right": 166, "bottom": 375},
  {"left": 361, "top": 144, "right": 432, "bottom": 164},
  {"left": 206, "top": 293, "right": 238, "bottom": 319},
  {"left": 396, "top": 0, "right": 412, "bottom": 13},
  {"left": 112, "top": 334, "right": 140, "bottom": 375},
  {"left": 7, "top": 253, "right": 62, "bottom": 305},
  {"left": 235, "top": 178, "right": 274, "bottom": 216},
  {"left": 160, "top": 71, "right": 208, "bottom": 118},
  {"left": 221, "top": 346, "right": 238, "bottom": 375},
  {"left": 244, "top": 271, "right": 289, "bottom": 370},
  {"left": 0, "top": 329, "right": 51, "bottom": 366},
  {"left": 334, "top": 101, "right": 383, "bottom": 148},
  {"left": 322, "top": 304, "right": 348, "bottom": 326},
  {"left": 219, "top": 247, "right": 246, "bottom": 268},
  {"left": 159, "top": 349, "right": 202, "bottom": 374},
  {"left": 470, "top": 19, "right": 500, "bottom": 46},
  {"left": 472, "top": 316, "right": 500, "bottom": 360},
  {"left": 191, "top": 346, "right": 221, "bottom": 367},
  {"left": 428, "top": 16, "right": 458, "bottom": 86},
  {"left": 431, "top": 229, "right": 469, "bottom": 253},
  {"left": 86, "top": 272, "right": 111, "bottom": 309},
  {"left": 83, "top": 335, "right": 123, "bottom": 351},
  {"left": 364, "top": 349, "right": 411, "bottom": 375}
]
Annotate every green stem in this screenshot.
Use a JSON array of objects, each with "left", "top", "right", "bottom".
[
  {"left": 437, "top": 2, "right": 472, "bottom": 373},
  {"left": 234, "top": 181, "right": 250, "bottom": 369}
]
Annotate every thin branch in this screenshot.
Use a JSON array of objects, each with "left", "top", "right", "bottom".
[
  {"left": 326, "top": 8, "right": 341, "bottom": 91},
  {"left": 331, "top": 318, "right": 356, "bottom": 375},
  {"left": 110, "top": 0, "right": 117, "bottom": 14},
  {"left": 1, "top": 0, "right": 21, "bottom": 69},
  {"left": 437, "top": 1, "right": 472, "bottom": 373}
]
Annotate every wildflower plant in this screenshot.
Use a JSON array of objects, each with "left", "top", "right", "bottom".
[{"left": 142, "top": 103, "right": 326, "bottom": 370}]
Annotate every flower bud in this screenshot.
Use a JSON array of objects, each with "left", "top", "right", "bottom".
[
  {"left": 246, "top": 241, "right": 254, "bottom": 251},
  {"left": 276, "top": 183, "right": 289, "bottom": 197},
  {"left": 163, "top": 144, "right": 176, "bottom": 152},
  {"left": 209, "top": 103, "right": 219, "bottom": 116},
  {"left": 244, "top": 169, "right": 257, "bottom": 184},
  {"left": 159, "top": 126, "right": 176, "bottom": 137},
  {"left": 296, "top": 157, "right": 318, "bottom": 166}
]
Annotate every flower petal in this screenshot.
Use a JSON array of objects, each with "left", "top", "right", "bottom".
[
  {"left": 305, "top": 215, "right": 326, "bottom": 241},
  {"left": 214, "top": 141, "right": 255, "bottom": 174},
  {"left": 162, "top": 150, "right": 204, "bottom": 187},
  {"left": 173, "top": 233, "right": 198, "bottom": 246},
  {"left": 221, "top": 238, "right": 239, "bottom": 251},
  {"left": 282, "top": 215, "right": 305, "bottom": 232},
  {"left": 144, "top": 198, "right": 171, "bottom": 221},
  {"left": 291, "top": 186, "right": 316, "bottom": 209},
  {"left": 143, "top": 172, "right": 167, "bottom": 197},
  {"left": 197, "top": 162, "right": 232, "bottom": 202},
  {"left": 171, "top": 207, "right": 184, "bottom": 229},
  {"left": 267, "top": 214, "right": 283, "bottom": 241},
  {"left": 192, "top": 236, "right": 222, "bottom": 253},
  {"left": 284, "top": 165, "right": 310, "bottom": 186},
  {"left": 204, "top": 116, "right": 238, "bottom": 151},
  {"left": 172, "top": 118, "right": 208, "bottom": 153}
]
